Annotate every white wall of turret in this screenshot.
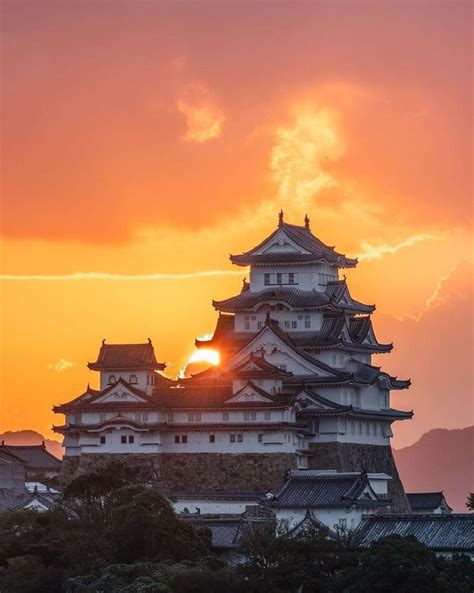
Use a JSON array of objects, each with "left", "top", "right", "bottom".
[
  {"left": 99, "top": 369, "right": 157, "bottom": 394},
  {"left": 249, "top": 263, "right": 339, "bottom": 292},
  {"left": 306, "top": 416, "right": 392, "bottom": 445}
]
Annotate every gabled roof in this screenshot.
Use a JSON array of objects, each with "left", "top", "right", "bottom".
[
  {"left": 268, "top": 471, "right": 386, "bottom": 509},
  {"left": 231, "top": 319, "right": 344, "bottom": 378},
  {"left": 407, "top": 492, "right": 452, "bottom": 513},
  {"left": 230, "top": 218, "right": 357, "bottom": 268},
  {"left": 227, "top": 353, "right": 293, "bottom": 378},
  {"left": 357, "top": 514, "right": 474, "bottom": 552},
  {"left": 53, "top": 377, "right": 153, "bottom": 412},
  {"left": 88, "top": 340, "right": 166, "bottom": 371},
  {"left": 0, "top": 443, "right": 61, "bottom": 469}
]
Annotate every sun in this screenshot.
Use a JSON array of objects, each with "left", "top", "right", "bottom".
[{"left": 187, "top": 348, "right": 220, "bottom": 367}]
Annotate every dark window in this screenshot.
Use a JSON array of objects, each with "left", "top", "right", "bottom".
[
  {"left": 121, "top": 435, "right": 127, "bottom": 444},
  {"left": 230, "top": 434, "right": 236, "bottom": 443},
  {"left": 264, "top": 273, "right": 271, "bottom": 285},
  {"left": 181, "top": 435, "right": 188, "bottom": 443},
  {"left": 237, "top": 434, "right": 243, "bottom": 443},
  {"left": 258, "top": 434, "right": 263, "bottom": 443},
  {"left": 209, "top": 434, "right": 215, "bottom": 443},
  {"left": 276, "top": 273, "right": 282, "bottom": 284},
  {"left": 128, "top": 435, "right": 134, "bottom": 444},
  {"left": 100, "top": 436, "right": 106, "bottom": 444},
  {"left": 108, "top": 375, "right": 117, "bottom": 384},
  {"left": 289, "top": 273, "right": 295, "bottom": 284},
  {"left": 174, "top": 435, "right": 180, "bottom": 443},
  {"left": 129, "top": 375, "right": 138, "bottom": 384}
]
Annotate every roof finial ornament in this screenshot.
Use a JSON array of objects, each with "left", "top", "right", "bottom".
[
  {"left": 148, "top": 337, "right": 152, "bottom": 344},
  {"left": 304, "top": 214, "right": 310, "bottom": 229},
  {"left": 278, "top": 209, "right": 284, "bottom": 227},
  {"left": 102, "top": 338, "right": 106, "bottom": 345}
]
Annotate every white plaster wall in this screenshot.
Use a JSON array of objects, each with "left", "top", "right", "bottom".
[
  {"left": 276, "top": 507, "right": 372, "bottom": 530},
  {"left": 99, "top": 370, "right": 157, "bottom": 394},
  {"left": 250, "top": 263, "right": 338, "bottom": 292},
  {"left": 234, "top": 311, "right": 323, "bottom": 332},
  {"left": 174, "top": 499, "right": 258, "bottom": 515}
]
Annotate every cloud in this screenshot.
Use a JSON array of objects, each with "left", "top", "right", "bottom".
[
  {"left": 0, "top": 270, "right": 246, "bottom": 281},
  {"left": 177, "top": 84, "right": 225, "bottom": 143},
  {"left": 270, "top": 105, "right": 344, "bottom": 209},
  {"left": 356, "top": 233, "right": 440, "bottom": 262},
  {"left": 48, "top": 359, "right": 75, "bottom": 373}
]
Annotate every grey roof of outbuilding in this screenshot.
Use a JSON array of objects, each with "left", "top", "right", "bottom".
[
  {"left": 187, "top": 518, "right": 243, "bottom": 548},
  {"left": 269, "top": 472, "right": 384, "bottom": 509},
  {"left": 0, "top": 444, "right": 61, "bottom": 470},
  {"left": 406, "top": 492, "right": 451, "bottom": 512},
  {"left": 357, "top": 514, "right": 474, "bottom": 552}
]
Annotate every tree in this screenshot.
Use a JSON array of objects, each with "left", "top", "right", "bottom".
[
  {"left": 105, "top": 486, "right": 212, "bottom": 563},
  {"left": 339, "top": 535, "right": 471, "bottom": 593},
  {"left": 466, "top": 493, "right": 474, "bottom": 511}
]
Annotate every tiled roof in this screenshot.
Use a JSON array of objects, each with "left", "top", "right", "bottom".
[
  {"left": 407, "top": 492, "right": 451, "bottom": 512},
  {"left": 53, "top": 377, "right": 154, "bottom": 412},
  {"left": 213, "top": 284, "right": 373, "bottom": 314},
  {"left": 88, "top": 340, "right": 166, "bottom": 371},
  {"left": 0, "top": 444, "right": 61, "bottom": 469},
  {"left": 174, "top": 490, "right": 265, "bottom": 501},
  {"left": 230, "top": 221, "right": 357, "bottom": 268},
  {"left": 187, "top": 518, "right": 243, "bottom": 548},
  {"left": 357, "top": 514, "right": 474, "bottom": 552},
  {"left": 269, "top": 472, "right": 385, "bottom": 509}
]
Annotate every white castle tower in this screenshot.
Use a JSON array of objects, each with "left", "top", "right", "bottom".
[{"left": 54, "top": 213, "right": 412, "bottom": 510}]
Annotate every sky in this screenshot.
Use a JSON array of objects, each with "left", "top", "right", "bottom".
[{"left": 0, "top": 1, "right": 472, "bottom": 448}]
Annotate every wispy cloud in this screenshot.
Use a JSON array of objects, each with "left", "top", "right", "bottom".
[
  {"left": 48, "top": 359, "right": 75, "bottom": 373},
  {"left": 356, "top": 233, "right": 440, "bottom": 262},
  {"left": 270, "top": 105, "right": 344, "bottom": 208},
  {"left": 177, "top": 83, "right": 225, "bottom": 143},
  {"left": 0, "top": 270, "right": 246, "bottom": 281}
]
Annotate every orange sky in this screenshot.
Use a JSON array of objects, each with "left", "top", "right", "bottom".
[{"left": 1, "top": 1, "right": 472, "bottom": 447}]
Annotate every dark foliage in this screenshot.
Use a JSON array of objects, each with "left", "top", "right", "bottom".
[{"left": 0, "top": 463, "right": 472, "bottom": 593}]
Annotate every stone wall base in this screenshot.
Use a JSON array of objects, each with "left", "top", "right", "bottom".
[
  {"left": 59, "top": 452, "right": 297, "bottom": 492},
  {"left": 308, "top": 442, "right": 410, "bottom": 512}
]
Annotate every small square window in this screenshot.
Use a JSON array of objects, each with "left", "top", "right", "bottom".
[
  {"left": 257, "top": 321, "right": 263, "bottom": 329},
  {"left": 209, "top": 434, "right": 215, "bottom": 443},
  {"left": 128, "top": 435, "right": 134, "bottom": 444},
  {"left": 289, "top": 273, "right": 295, "bottom": 284},
  {"left": 174, "top": 435, "right": 180, "bottom": 443},
  {"left": 264, "top": 273, "right": 271, "bottom": 285},
  {"left": 237, "top": 434, "right": 243, "bottom": 443},
  {"left": 291, "top": 321, "right": 297, "bottom": 329},
  {"left": 100, "top": 436, "right": 106, "bottom": 444},
  {"left": 230, "top": 434, "right": 236, "bottom": 443},
  {"left": 276, "top": 273, "right": 282, "bottom": 284},
  {"left": 121, "top": 435, "right": 127, "bottom": 444},
  {"left": 181, "top": 435, "right": 188, "bottom": 443},
  {"left": 258, "top": 434, "right": 263, "bottom": 443}
]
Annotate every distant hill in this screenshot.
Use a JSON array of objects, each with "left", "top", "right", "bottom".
[
  {"left": 0, "top": 430, "right": 63, "bottom": 459},
  {"left": 394, "top": 426, "right": 474, "bottom": 512}
]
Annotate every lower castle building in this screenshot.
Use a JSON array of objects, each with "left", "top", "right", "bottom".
[{"left": 53, "top": 213, "right": 413, "bottom": 511}]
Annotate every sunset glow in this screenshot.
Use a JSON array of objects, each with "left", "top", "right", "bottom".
[{"left": 0, "top": 1, "right": 472, "bottom": 449}]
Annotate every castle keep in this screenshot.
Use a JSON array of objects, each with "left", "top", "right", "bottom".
[{"left": 54, "top": 213, "right": 412, "bottom": 510}]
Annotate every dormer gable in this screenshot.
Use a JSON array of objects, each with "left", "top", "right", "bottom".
[
  {"left": 93, "top": 378, "right": 150, "bottom": 404},
  {"left": 225, "top": 381, "right": 277, "bottom": 404},
  {"left": 258, "top": 228, "right": 310, "bottom": 255}
]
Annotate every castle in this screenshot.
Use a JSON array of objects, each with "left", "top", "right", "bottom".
[{"left": 53, "top": 213, "right": 413, "bottom": 511}]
